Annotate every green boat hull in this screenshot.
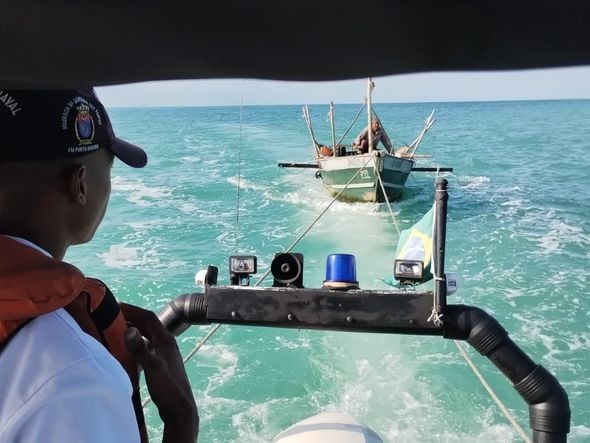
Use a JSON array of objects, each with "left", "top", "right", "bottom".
[{"left": 317, "top": 153, "right": 414, "bottom": 203}]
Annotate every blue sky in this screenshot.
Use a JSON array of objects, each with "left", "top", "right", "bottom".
[{"left": 96, "top": 67, "right": 590, "bottom": 107}]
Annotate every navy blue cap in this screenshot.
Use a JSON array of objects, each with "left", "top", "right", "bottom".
[{"left": 0, "top": 89, "right": 147, "bottom": 167}]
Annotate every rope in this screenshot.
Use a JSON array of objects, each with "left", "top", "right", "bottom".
[
  {"left": 234, "top": 79, "right": 245, "bottom": 253},
  {"left": 453, "top": 341, "right": 532, "bottom": 443},
  {"left": 374, "top": 160, "right": 401, "bottom": 236},
  {"left": 335, "top": 101, "right": 366, "bottom": 147},
  {"left": 426, "top": 307, "right": 444, "bottom": 327},
  {"left": 409, "top": 172, "right": 420, "bottom": 187},
  {"left": 145, "top": 155, "right": 376, "bottom": 412},
  {"left": 253, "top": 155, "right": 375, "bottom": 286},
  {"left": 141, "top": 324, "right": 222, "bottom": 408},
  {"left": 143, "top": 81, "right": 249, "bottom": 411}
]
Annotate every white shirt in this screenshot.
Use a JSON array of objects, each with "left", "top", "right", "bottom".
[{"left": 0, "top": 236, "right": 140, "bottom": 442}]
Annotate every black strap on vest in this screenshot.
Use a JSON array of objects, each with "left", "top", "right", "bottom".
[
  {"left": 85, "top": 281, "right": 147, "bottom": 431},
  {"left": 90, "top": 283, "right": 119, "bottom": 330}
]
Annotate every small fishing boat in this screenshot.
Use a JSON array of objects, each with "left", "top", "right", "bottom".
[{"left": 299, "top": 79, "right": 442, "bottom": 203}]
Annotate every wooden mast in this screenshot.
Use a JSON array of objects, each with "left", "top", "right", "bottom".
[{"left": 329, "top": 101, "right": 337, "bottom": 156}]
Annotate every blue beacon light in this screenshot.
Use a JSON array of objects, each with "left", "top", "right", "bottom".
[{"left": 323, "top": 253, "right": 359, "bottom": 290}]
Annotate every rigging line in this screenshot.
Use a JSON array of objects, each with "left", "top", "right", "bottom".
[
  {"left": 335, "top": 101, "right": 367, "bottom": 146},
  {"left": 172, "top": 157, "right": 373, "bottom": 387},
  {"left": 182, "top": 325, "right": 222, "bottom": 365},
  {"left": 253, "top": 155, "right": 376, "bottom": 286},
  {"left": 235, "top": 78, "right": 245, "bottom": 254},
  {"left": 144, "top": 81, "right": 247, "bottom": 412},
  {"left": 374, "top": 163, "right": 401, "bottom": 236},
  {"left": 152, "top": 158, "right": 373, "bottom": 406},
  {"left": 141, "top": 324, "right": 222, "bottom": 409},
  {"left": 453, "top": 340, "right": 532, "bottom": 443},
  {"left": 369, "top": 108, "right": 394, "bottom": 154}
]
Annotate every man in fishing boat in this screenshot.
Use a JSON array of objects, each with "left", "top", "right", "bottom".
[
  {"left": 353, "top": 118, "right": 393, "bottom": 154},
  {"left": 0, "top": 89, "right": 198, "bottom": 442}
]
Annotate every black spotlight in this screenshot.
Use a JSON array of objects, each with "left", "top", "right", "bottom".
[
  {"left": 271, "top": 253, "right": 304, "bottom": 288},
  {"left": 393, "top": 259, "right": 424, "bottom": 286},
  {"left": 229, "top": 255, "right": 257, "bottom": 286}
]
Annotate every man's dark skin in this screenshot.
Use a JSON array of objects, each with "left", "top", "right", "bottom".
[{"left": 0, "top": 149, "right": 198, "bottom": 442}]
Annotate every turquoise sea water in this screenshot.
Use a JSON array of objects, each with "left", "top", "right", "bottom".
[{"left": 66, "top": 99, "right": 590, "bottom": 442}]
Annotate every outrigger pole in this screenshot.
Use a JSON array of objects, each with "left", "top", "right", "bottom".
[
  {"left": 408, "top": 110, "right": 436, "bottom": 157},
  {"left": 302, "top": 105, "right": 320, "bottom": 157},
  {"left": 277, "top": 162, "right": 453, "bottom": 173}
]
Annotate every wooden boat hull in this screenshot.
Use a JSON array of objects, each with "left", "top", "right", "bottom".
[{"left": 317, "top": 153, "right": 414, "bottom": 203}]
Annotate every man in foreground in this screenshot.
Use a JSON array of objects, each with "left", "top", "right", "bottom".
[{"left": 0, "top": 89, "right": 198, "bottom": 442}]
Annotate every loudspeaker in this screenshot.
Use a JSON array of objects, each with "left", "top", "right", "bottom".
[{"left": 271, "top": 253, "right": 304, "bottom": 288}]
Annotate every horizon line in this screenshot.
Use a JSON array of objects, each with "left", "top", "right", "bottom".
[{"left": 105, "top": 96, "right": 590, "bottom": 109}]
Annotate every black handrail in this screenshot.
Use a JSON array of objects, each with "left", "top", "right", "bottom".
[{"left": 158, "top": 289, "right": 570, "bottom": 442}]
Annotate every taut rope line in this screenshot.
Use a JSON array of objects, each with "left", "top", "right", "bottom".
[
  {"left": 374, "top": 161, "right": 401, "bottom": 236},
  {"left": 234, "top": 79, "right": 245, "bottom": 253},
  {"left": 253, "top": 155, "right": 376, "bottom": 286},
  {"left": 453, "top": 340, "right": 531, "bottom": 443},
  {"left": 143, "top": 154, "right": 375, "bottom": 410}
]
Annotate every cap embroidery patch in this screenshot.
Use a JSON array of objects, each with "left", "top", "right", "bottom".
[
  {"left": 75, "top": 104, "right": 95, "bottom": 145},
  {"left": 61, "top": 96, "right": 103, "bottom": 154}
]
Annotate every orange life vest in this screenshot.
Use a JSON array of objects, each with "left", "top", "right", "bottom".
[{"left": 0, "top": 235, "right": 147, "bottom": 442}]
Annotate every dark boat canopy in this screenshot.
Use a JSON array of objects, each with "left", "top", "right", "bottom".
[{"left": 3, "top": 0, "right": 590, "bottom": 88}]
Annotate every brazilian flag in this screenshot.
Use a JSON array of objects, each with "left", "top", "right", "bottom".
[{"left": 383, "top": 204, "right": 435, "bottom": 286}]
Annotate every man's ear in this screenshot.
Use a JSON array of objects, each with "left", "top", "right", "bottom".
[{"left": 68, "top": 163, "right": 88, "bottom": 205}]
